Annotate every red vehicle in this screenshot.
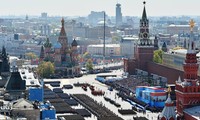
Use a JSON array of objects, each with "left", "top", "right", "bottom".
[
  {"left": 89, "top": 85, "right": 95, "bottom": 91},
  {"left": 91, "top": 90, "right": 105, "bottom": 96},
  {"left": 82, "top": 85, "right": 87, "bottom": 91}
]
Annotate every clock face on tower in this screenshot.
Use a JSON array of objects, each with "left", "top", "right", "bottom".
[{"left": 143, "top": 32, "right": 148, "bottom": 38}]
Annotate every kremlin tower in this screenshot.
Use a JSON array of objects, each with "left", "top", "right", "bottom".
[
  {"left": 123, "top": 1, "right": 158, "bottom": 75},
  {"left": 135, "top": 1, "right": 155, "bottom": 71},
  {"left": 175, "top": 19, "right": 200, "bottom": 119}
]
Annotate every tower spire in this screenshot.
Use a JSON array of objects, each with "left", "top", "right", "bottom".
[
  {"left": 188, "top": 19, "right": 195, "bottom": 53},
  {"left": 61, "top": 17, "right": 64, "bottom": 27},
  {"left": 60, "top": 18, "right": 66, "bottom": 36},
  {"left": 183, "top": 19, "right": 198, "bottom": 81},
  {"left": 142, "top": 1, "right": 147, "bottom": 20},
  {"left": 39, "top": 46, "right": 45, "bottom": 62},
  {"left": 139, "top": 1, "right": 150, "bottom": 46}
]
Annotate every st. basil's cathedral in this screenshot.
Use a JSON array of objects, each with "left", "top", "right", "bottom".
[{"left": 40, "top": 18, "right": 80, "bottom": 77}]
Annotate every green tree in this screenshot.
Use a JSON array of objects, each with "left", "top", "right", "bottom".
[
  {"left": 153, "top": 50, "right": 163, "bottom": 63},
  {"left": 86, "top": 59, "right": 93, "bottom": 71},
  {"left": 153, "top": 53, "right": 162, "bottom": 63},
  {"left": 25, "top": 52, "right": 37, "bottom": 60},
  {"left": 83, "top": 52, "right": 91, "bottom": 59},
  {"left": 37, "top": 61, "right": 55, "bottom": 78},
  {"left": 112, "top": 36, "right": 121, "bottom": 43},
  {"left": 156, "top": 50, "right": 164, "bottom": 59}
]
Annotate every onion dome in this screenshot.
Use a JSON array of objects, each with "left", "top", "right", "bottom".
[
  {"left": 71, "top": 39, "right": 78, "bottom": 46},
  {"left": 54, "top": 41, "right": 62, "bottom": 49},
  {"left": 44, "top": 38, "right": 52, "bottom": 48}
]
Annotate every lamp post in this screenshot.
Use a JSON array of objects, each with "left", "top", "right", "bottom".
[{"left": 103, "top": 11, "right": 106, "bottom": 71}]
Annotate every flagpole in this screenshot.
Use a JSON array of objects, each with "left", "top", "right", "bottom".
[{"left": 103, "top": 11, "right": 106, "bottom": 71}]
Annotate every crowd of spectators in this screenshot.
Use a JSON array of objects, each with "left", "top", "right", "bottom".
[{"left": 114, "top": 76, "right": 150, "bottom": 93}]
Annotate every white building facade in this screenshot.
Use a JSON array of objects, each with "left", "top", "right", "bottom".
[
  {"left": 120, "top": 36, "right": 138, "bottom": 58},
  {"left": 87, "top": 44, "right": 120, "bottom": 56}
]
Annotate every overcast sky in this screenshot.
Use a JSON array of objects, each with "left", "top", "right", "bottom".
[{"left": 0, "top": 0, "right": 200, "bottom": 17}]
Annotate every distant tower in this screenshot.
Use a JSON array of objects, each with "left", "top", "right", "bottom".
[
  {"left": 71, "top": 39, "right": 80, "bottom": 75},
  {"left": 116, "top": 3, "right": 122, "bottom": 26},
  {"left": 39, "top": 46, "right": 45, "bottom": 62},
  {"left": 135, "top": 1, "right": 154, "bottom": 71},
  {"left": 175, "top": 19, "right": 200, "bottom": 118},
  {"left": 71, "top": 39, "right": 78, "bottom": 64},
  {"left": 154, "top": 36, "right": 159, "bottom": 50},
  {"left": 44, "top": 38, "right": 52, "bottom": 52},
  {"left": 44, "top": 38, "right": 52, "bottom": 61},
  {"left": 162, "top": 42, "right": 167, "bottom": 52},
  {"left": 41, "top": 12, "right": 47, "bottom": 19},
  {"left": 159, "top": 87, "right": 176, "bottom": 120},
  {"left": 25, "top": 14, "right": 28, "bottom": 20},
  {"left": 1, "top": 46, "right": 10, "bottom": 72},
  {"left": 183, "top": 39, "right": 187, "bottom": 49}
]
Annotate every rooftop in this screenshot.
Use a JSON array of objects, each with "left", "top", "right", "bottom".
[
  {"left": 168, "top": 48, "right": 200, "bottom": 58},
  {"left": 168, "top": 24, "right": 190, "bottom": 27},
  {"left": 88, "top": 44, "right": 120, "bottom": 48},
  {"left": 184, "top": 106, "right": 200, "bottom": 120},
  {"left": 19, "top": 69, "right": 40, "bottom": 87}
]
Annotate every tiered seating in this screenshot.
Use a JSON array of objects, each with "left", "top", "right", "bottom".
[{"left": 114, "top": 77, "right": 150, "bottom": 92}]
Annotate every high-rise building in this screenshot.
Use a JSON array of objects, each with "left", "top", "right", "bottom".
[
  {"left": 116, "top": 3, "right": 122, "bottom": 26},
  {"left": 88, "top": 11, "right": 105, "bottom": 26},
  {"left": 41, "top": 12, "right": 47, "bottom": 19},
  {"left": 40, "top": 24, "right": 50, "bottom": 36}
]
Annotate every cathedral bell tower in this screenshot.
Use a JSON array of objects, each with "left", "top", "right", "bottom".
[{"left": 58, "top": 18, "right": 68, "bottom": 62}]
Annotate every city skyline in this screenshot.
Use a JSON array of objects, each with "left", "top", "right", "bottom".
[{"left": 0, "top": 0, "right": 200, "bottom": 17}]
